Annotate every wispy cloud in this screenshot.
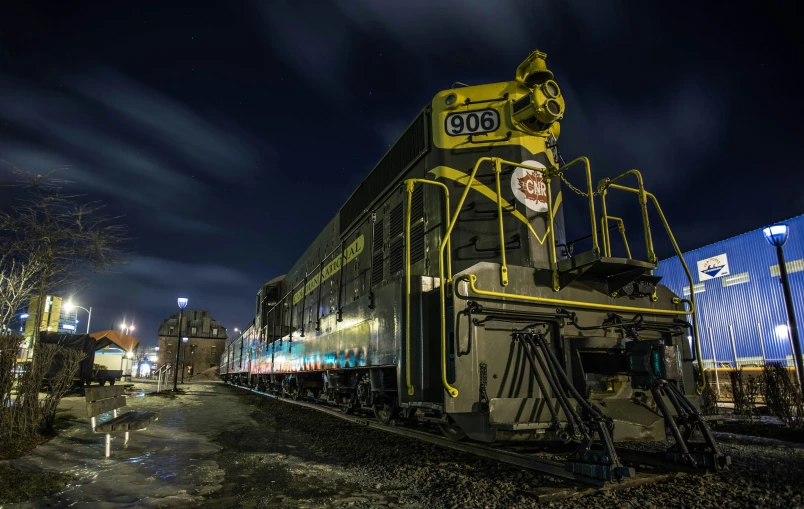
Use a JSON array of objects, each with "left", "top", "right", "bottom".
[
  {"left": 0, "top": 71, "right": 271, "bottom": 233},
  {"left": 78, "top": 255, "right": 257, "bottom": 335}
]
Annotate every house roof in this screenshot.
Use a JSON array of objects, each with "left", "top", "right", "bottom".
[{"left": 90, "top": 330, "right": 140, "bottom": 352}]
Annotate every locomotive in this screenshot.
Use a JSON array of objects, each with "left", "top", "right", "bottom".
[{"left": 221, "top": 50, "right": 727, "bottom": 482}]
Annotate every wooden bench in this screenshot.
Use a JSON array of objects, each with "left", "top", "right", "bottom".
[{"left": 86, "top": 386, "right": 159, "bottom": 457}]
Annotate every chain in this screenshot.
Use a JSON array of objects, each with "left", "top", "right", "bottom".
[
  {"left": 548, "top": 135, "right": 602, "bottom": 197},
  {"left": 557, "top": 171, "right": 598, "bottom": 197}
]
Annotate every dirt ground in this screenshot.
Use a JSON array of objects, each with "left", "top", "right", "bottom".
[{"left": 2, "top": 382, "right": 803, "bottom": 508}]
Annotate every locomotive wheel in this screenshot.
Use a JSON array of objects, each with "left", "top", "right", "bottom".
[
  {"left": 439, "top": 417, "right": 466, "bottom": 442},
  {"left": 373, "top": 399, "right": 397, "bottom": 424},
  {"left": 339, "top": 393, "right": 355, "bottom": 414}
]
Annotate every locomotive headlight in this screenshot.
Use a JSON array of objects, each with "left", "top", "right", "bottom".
[
  {"left": 510, "top": 88, "right": 565, "bottom": 133},
  {"left": 445, "top": 93, "right": 457, "bottom": 106},
  {"left": 542, "top": 80, "right": 561, "bottom": 98}
]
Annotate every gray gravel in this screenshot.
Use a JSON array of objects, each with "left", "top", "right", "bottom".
[{"left": 192, "top": 386, "right": 804, "bottom": 509}]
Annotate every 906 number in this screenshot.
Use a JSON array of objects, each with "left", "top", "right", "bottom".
[{"left": 445, "top": 109, "right": 500, "bottom": 136}]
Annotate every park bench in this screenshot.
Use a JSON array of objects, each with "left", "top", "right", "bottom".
[{"left": 86, "top": 385, "right": 159, "bottom": 458}]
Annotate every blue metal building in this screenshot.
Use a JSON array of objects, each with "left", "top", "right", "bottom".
[{"left": 657, "top": 215, "right": 804, "bottom": 369}]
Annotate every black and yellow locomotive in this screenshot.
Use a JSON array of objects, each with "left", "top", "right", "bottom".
[{"left": 221, "top": 50, "right": 727, "bottom": 482}]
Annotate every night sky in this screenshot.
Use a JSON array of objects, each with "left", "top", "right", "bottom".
[{"left": 1, "top": 1, "right": 801, "bottom": 345}]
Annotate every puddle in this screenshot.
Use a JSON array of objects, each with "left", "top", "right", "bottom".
[{"left": 7, "top": 382, "right": 254, "bottom": 508}]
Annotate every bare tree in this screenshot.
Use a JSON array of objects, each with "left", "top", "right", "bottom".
[{"left": 0, "top": 162, "right": 127, "bottom": 351}]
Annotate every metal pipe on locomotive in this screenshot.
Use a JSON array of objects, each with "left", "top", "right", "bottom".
[{"left": 220, "top": 50, "right": 728, "bottom": 482}]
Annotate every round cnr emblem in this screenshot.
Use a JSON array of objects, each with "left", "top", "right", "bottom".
[{"left": 511, "top": 160, "right": 548, "bottom": 212}]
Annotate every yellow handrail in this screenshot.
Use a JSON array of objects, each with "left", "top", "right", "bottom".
[
  {"left": 434, "top": 157, "right": 558, "bottom": 397},
  {"left": 601, "top": 216, "right": 632, "bottom": 258},
  {"left": 405, "top": 181, "right": 415, "bottom": 396},
  {"left": 408, "top": 155, "right": 699, "bottom": 398},
  {"left": 598, "top": 170, "right": 656, "bottom": 263},
  {"left": 463, "top": 273, "right": 694, "bottom": 316},
  {"left": 556, "top": 157, "right": 599, "bottom": 255},
  {"left": 404, "top": 178, "right": 452, "bottom": 396},
  {"left": 492, "top": 159, "right": 509, "bottom": 287},
  {"left": 605, "top": 183, "right": 706, "bottom": 390},
  {"left": 491, "top": 160, "right": 557, "bottom": 289},
  {"left": 436, "top": 156, "right": 497, "bottom": 397}
]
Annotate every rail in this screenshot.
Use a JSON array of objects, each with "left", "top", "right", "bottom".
[
  {"left": 155, "top": 364, "right": 172, "bottom": 393},
  {"left": 405, "top": 157, "right": 705, "bottom": 399},
  {"left": 232, "top": 379, "right": 693, "bottom": 490}
]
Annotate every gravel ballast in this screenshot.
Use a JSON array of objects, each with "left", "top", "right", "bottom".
[{"left": 195, "top": 386, "right": 804, "bottom": 508}]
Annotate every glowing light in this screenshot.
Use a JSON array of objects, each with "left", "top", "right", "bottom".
[
  {"left": 177, "top": 297, "right": 189, "bottom": 309},
  {"left": 775, "top": 324, "right": 789, "bottom": 340},
  {"left": 63, "top": 301, "right": 75, "bottom": 312},
  {"left": 763, "top": 224, "right": 789, "bottom": 247}
]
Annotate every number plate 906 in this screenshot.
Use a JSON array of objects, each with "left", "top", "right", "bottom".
[{"left": 445, "top": 109, "right": 500, "bottom": 136}]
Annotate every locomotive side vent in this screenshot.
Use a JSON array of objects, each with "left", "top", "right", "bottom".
[
  {"left": 389, "top": 203, "right": 403, "bottom": 239},
  {"left": 339, "top": 111, "right": 428, "bottom": 232},
  {"left": 389, "top": 238, "right": 404, "bottom": 275},
  {"left": 372, "top": 217, "right": 385, "bottom": 287},
  {"left": 411, "top": 222, "right": 425, "bottom": 264},
  {"left": 412, "top": 184, "right": 424, "bottom": 219},
  {"left": 410, "top": 185, "right": 425, "bottom": 264}
]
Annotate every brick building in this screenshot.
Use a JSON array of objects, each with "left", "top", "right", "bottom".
[{"left": 156, "top": 310, "right": 227, "bottom": 377}]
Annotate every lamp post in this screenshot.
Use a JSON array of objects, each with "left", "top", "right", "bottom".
[
  {"left": 763, "top": 224, "right": 804, "bottom": 392},
  {"left": 173, "top": 297, "right": 188, "bottom": 391},
  {"left": 155, "top": 345, "right": 160, "bottom": 377},
  {"left": 64, "top": 301, "right": 92, "bottom": 334},
  {"left": 120, "top": 323, "right": 135, "bottom": 335},
  {"left": 181, "top": 337, "right": 189, "bottom": 383}
]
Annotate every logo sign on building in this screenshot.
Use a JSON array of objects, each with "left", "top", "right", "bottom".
[
  {"left": 697, "top": 253, "right": 730, "bottom": 281},
  {"left": 511, "top": 160, "right": 548, "bottom": 212}
]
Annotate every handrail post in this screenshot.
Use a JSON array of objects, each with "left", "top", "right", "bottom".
[
  {"left": 545, "top": 175, "right": 559, "bottom": 291},
  {"left": 404, "top": 178, "right": 453, "bottom": 400},
  {"left": 649, "top": 191, "right": 705, "bottom": 391},
  {"left": 601, "top": 180, "right": 706, "bottom": 391},
  {"left": 600, "top": 170, "right": 656, "bottom": 263},
  {"left": 492, "top": 159, "right": 509, "bottom": 287},
  {"left": 599, "top": 184, "right": 611, "bottom": 256},
  {"left": 601, "top": 216, "right": 632, "bottom": 259},
  {"left": 556, "top": 157, "right": 599, "bottom": 255},
  {"left": 437, "top": 156, "right": 495, "bottom": 398},
  {"left": 404, "top": 180, "right": 415, "bottom": 396}
]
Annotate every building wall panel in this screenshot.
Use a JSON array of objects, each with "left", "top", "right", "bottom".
[{"left": 657, "top": 215, "right": 804, "bottom": 368}]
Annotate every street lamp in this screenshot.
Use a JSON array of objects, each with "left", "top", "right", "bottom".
[
  {"left": 181, "top": 337, "right": 189, "bottom": 383},
  {"left": 173, "top": 297, "right": 188, "bottom": 391},
  {"left": 64, "top": 301, "right": 92, "bottom": 334},
  {"left": 763, "top": 223, "right": 804, "bottom": 392},
  {"left": 120, "top": 323, "right": 135, "bottom": 335}
]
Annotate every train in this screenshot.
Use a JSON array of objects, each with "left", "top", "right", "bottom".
[{"left": 221, "top": 50, "right": 728, "bottom": 482}]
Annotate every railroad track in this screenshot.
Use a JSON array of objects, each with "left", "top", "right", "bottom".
[{"left": 229, "top": 382, "right": 686, "bottom": 502}]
